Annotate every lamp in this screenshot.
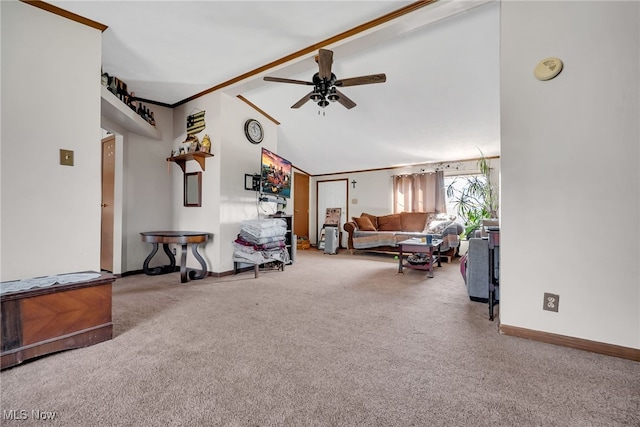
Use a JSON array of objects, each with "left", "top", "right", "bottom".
[
  {"left": 310, "top": 92, "right": 322, "bottom": 102},
  {"left": 317, "top": 99, "right": 329, "bottom": 108},
  {"left": 327, "top": 87, "right": 339, "bottom": 102}
]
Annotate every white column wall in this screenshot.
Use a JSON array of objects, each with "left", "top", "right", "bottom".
[
  {"left": 500, "top": 1, "right": 639, "bottom": 348},
  {"left": 120, "top": 105, "right": 175, "bottom": 274},
  {"left": 1, "top": 1, "right": 102, "bottom": 281},
  {"left": 172, "top": 94, "right": 280, "bottom": 274}
]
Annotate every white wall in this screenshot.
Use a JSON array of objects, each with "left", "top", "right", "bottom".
[
  {"left": 0, "top": 1, "right": 102, "bottom": 281},
  {"left": 172, "top": 94, "right": 281, "bottom": 273},
  {"left": 102, "top": 103, "right": 175, "bottom": 275},
  {"left": 500, "top": 1, "right": 639, "bottom": 348}
]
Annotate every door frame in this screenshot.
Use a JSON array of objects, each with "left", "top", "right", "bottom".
[
  {"left": 101, "top": 135, "right": 116, "bottom": 272},
  {"left": 315, "top": 178, "right": 349, "bottom": 248},
  {"left": 293, "top": 172, "right": 310, "bottom": 241},
  {"left": 99, "top": 131, "right": 124, "bottom": 275}
]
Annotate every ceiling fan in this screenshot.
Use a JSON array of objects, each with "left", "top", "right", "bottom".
[{"left": 263, "top": 48, "right": 386, "bottom": 109}]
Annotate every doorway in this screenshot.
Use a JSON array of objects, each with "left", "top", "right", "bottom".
[
  {"left": 293, "top": 172, "right": 310, "bottom": 241},
  {"left": 316, "top": 179, "right": 348, "bottom": 248},
  {"left": 101, "top": 135, "right": 115, "bottom": 272}
]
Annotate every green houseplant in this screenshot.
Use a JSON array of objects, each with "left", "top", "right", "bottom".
[{"left": 446, "top": 152, "right": 498, "bottom": 238}]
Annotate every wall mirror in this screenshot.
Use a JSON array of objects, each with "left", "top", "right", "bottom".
[{"left": 184, "top": 172, "right": 202, "bottom": 207}]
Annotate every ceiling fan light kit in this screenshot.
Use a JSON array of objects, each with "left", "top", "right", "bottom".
[{"left": 263, "top": 48, "right": 386, "bottom": 110}]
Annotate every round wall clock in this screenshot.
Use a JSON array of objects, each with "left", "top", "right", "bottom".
[{"left": 244, "top": 119, "right": 263, "bottom": 144}]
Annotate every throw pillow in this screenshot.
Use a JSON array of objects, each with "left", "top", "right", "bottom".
[
  {"left": 354, "top": 216, "right": 376, "bottom": 231},
  {"left": 400, "top": 212, "right": 428, "bottom": 232},
  {"left": 377, "top": 214, "right": 402, "bottom": 231},
  {"left": 426, "top": 219, "right": 453, "bottom": 235},
  {"left": 360, "top": 212, "right": 378, "bottom": 230},
  {"left": 436, "top": 213, "right": 457, "bottom": 222}
]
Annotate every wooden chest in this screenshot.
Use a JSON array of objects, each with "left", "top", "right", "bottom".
[{"left": 1, "top": 272, "right": 115, "bottom": 370}]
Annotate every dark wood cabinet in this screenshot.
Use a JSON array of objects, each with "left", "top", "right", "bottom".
[{"left": 1, "top": 273, "right": 115, "bottom": 370}]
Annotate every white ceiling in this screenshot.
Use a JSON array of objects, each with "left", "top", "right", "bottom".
[{"left": 50, "top": 0, "right": 500, "bottom": 175}]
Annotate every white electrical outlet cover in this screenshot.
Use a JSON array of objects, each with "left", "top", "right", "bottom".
[{"left": 534, "top": 57, "right": 563, "bottom": 81}]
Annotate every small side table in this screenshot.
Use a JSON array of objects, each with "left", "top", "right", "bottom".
[
  {"left": 397, "top": 238, "right": 443, "bottom": 278},
  {"left": 140, "top": 231, "right": 209, "bottom": 283}
]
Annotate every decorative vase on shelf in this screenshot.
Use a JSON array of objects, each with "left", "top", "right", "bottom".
[{"left": 200, "top": 134, "right": 211, "bottom": 153}]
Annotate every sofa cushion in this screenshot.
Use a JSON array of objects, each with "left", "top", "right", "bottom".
[
  {"left": 353, "top": 216, "right": 376, "bottom": 231},
  {"left": 400, "top": 212, "right": 429, "bottom": 232},
  {"left": 360, "top": 212, "right": 378, "bottom": 230},
  {"left": 377, "top": 213, "right": 402, "bottom": 231}
]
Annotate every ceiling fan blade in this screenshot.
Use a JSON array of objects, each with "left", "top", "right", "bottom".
[
  {"left": 264, "top": 76, "right": 314, "bottom": 86},
  {"left": 291, "top": 92, "right": 314, "bottom": 109},
  {"left": 335, "top": 90, "right": 356, "bottom": 109},
  {"left": 318, "top": 49, "right": 333, "bottom": 80},
  {"left": 335, "top": 73, "right": 386, "bottom": 87}
]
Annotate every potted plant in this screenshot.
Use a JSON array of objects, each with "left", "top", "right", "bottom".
[{"left": 446, "top": 152, "right": 498, "bottom": 238}]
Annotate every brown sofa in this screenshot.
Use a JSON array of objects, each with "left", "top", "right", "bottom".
[{"left": 343, "top": 212, "right": 463, "bottom": 260}]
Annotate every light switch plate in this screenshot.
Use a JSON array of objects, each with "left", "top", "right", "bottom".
[{"left": 60, "top": 149, "right": 74, "bottom": 166}]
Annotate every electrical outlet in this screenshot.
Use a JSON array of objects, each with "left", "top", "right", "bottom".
[
  {"left": 543, "top": 293, "right": 559, "bottom": 312},
  {"left": 172, "top": 248, "right": 177, "bottom": 256}
]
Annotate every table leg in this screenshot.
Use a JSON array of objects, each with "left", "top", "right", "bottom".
[
  {"left": 143, "top": 243, "right": 177, "bottom": 275},
  {"left": 428, "top": 247, "right": 434, "bottom": 278},
  {"left": 180, "top": 244, "right": 188, "bottom": 283},
  {"left": 162, "top": 244, "right": 176, "bottom": 270},
  {"left": 188, "top": 242, "right": 208, "bottom": 280},
  {"left": 398, "top": 245, "right": 404, "bottom": 274},
  {"left": 142, "top": 243, "right": 158, "bottom": 275}
]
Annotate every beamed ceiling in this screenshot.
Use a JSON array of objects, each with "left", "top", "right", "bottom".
[{"left": 45, "top": 0, "right": 500, "bottom": 175}]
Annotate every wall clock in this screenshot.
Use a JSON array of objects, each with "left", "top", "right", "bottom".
[{"left": 244, "top": 119, "right": 263, "bottom": 144}]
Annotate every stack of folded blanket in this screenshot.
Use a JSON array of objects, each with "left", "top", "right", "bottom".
[{"left": 233, "top": 218, "right": 290, "bottom": 265}]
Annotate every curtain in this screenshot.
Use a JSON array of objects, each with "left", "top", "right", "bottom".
[{"left": 393, "top": 171, "right": 445, "bottom": 213}]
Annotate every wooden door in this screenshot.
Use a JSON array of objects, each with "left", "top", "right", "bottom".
[
  {"left": 293, "top": 172, "right": 309, "bottom": 240},
  {"left": 101, "top": 136, "right": 115, "bottom": 272}
]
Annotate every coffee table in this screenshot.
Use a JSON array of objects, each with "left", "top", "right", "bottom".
[{"left": 397, "top": 237, "right": 443, "bottom": 278}]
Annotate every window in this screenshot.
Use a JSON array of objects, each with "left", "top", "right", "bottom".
[{"left": 444, "top": 174, "right": 486, "bottom": 220}]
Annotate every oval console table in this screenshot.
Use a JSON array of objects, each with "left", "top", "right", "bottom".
[{"left": 140, "top": 231, "right": 210, "bottom": 283}]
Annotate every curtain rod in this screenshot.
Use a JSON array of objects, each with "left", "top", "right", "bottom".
[{"left": 391, "top": 171, "right": 440, "bottom": 178}]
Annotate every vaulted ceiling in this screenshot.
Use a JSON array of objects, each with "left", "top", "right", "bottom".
[{"left": 49, "top": 0, "right": 500, "bottom": 175}]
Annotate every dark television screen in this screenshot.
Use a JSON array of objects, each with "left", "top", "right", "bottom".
[{"left": 260, "top": 148, "right": 292, "bottom": 198}]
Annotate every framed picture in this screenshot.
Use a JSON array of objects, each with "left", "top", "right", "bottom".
[
  {"left": 324, "top": 208, "right": 341, "bottom": 226},
  {"left": 184, "top": 172, "right": 202, "bottom": 207}
]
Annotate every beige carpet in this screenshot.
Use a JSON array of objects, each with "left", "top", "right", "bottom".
[{"left": 2, "top": 249, "right": 639, "bottom": 426}]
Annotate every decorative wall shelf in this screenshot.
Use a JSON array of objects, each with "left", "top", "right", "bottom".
[
  {"left": 100, "top": 86, "right": 161, "bottom": 139},
  {"left": 167, "top": 152, "right": 214, "bottom": 173}
]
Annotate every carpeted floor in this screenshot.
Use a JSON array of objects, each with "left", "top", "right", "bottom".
[{"left": 1, "top": 249, "right": 639, "bottom": 426}]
